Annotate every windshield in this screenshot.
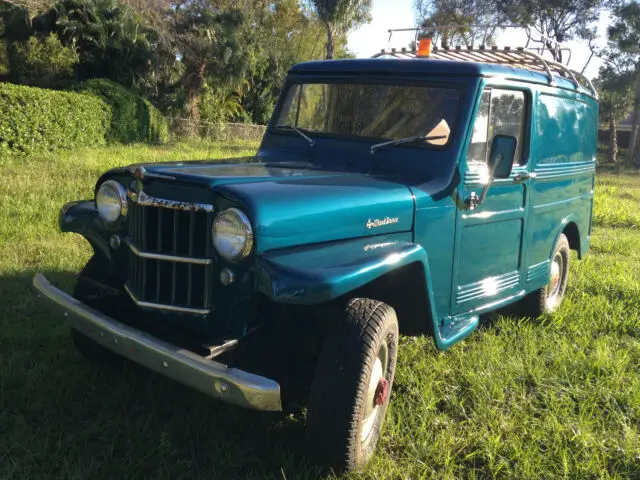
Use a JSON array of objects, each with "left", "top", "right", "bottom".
[{"left": 275, "top": 82, "right": 460, "bottom": 147}]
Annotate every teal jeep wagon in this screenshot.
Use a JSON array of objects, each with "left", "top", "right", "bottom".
[{"left": 34, "top": 41, "right": 598, "bottom": 472}]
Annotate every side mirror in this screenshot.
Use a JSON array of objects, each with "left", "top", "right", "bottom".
[
  {"left": 488, "top": 134, "right": 517, "bottom": 179},
  {"left": 465, "top": 135, "right": 518, "bottom": 210}
]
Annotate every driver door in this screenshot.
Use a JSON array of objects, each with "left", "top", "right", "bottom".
[{"left": 451, "top": 86, "right": 532, "bottom": 315}]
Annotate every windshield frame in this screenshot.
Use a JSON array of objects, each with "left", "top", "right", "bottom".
[{"left": 270, "top": 76, "right": 465, "bottom": 151}]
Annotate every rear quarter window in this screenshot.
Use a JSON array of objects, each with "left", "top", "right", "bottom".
[{"left": 536, "top": 95, "right": 596, "bottom": 164}]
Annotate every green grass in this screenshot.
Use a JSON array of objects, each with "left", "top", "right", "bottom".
[{"left": 1, "top": 143, "right": 639, "bottom": 479}]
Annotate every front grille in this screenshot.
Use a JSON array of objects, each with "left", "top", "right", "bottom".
[{"left": 125, "top": 192, "right": 215, "bottom": 315}]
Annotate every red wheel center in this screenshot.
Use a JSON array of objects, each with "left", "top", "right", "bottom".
[{"left": 374, "top": 378, "right": 389, "bottom": 406}]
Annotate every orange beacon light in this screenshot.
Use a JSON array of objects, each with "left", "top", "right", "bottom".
[{"left": 417, "top": 37, "right": 433, "bottom": 57}]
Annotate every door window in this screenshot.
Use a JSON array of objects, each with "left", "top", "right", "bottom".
[{"left": 467, "top": 88, "right": 526, "bottom": 167}]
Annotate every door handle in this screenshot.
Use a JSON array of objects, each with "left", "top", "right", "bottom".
[{"left": 513, "top": 172, "right": 536, "bottom": 183}]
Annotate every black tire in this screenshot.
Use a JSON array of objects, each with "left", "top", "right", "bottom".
[
  {"left": 71, "top": 256, "right": 123, "bottom": 366},
  {"left": 306, "top": 298, "right": 399, "bottom": 473},
  {"left": 517, "top": 233, "right": 570, "bottom": 318}
]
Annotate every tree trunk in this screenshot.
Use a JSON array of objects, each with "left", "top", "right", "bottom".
[
  {"left": 630, "top": 72, "right": 640, "bottom": 169},
  {"left": 185, "top": 64, "right": 206, "bottom": 136},
  {"left": 325, "top": 25, "right": 334, "bottom": 60},
  {"left": 609, "top": 116, "right": 617, "bottom": 164}
]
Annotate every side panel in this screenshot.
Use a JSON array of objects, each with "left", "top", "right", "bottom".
[
  {"left": 525, "top": 92, "right": 597, "bottom": 288},
  {"left": 411, "top": 193, "right": 458, "bottom": 321}
]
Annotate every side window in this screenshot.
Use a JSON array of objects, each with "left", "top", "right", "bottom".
[
  {"left": 467, "top": 88, "right": 526, "bottom": 167},
  {"left": 467, "top": 90, "right": 491, "bottom": 166}
]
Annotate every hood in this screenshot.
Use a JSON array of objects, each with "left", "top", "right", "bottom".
[{"left": 142, "top": 159, "right": 415, "bottom": 253}]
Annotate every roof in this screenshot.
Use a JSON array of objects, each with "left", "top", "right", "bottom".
[{"left": 289, "top": 58, "right": 586, "bottom": 95}]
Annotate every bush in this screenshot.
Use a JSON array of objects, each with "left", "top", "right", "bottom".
[
  {"left": 0, "top": 82, "right": 111, "bottom": 158},
  {"left": 76, "top": 79, "right": 168, "bottom": 144}
]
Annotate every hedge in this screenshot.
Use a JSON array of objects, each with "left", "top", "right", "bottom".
[
  {"left": 75, "top": 79, "right": 168, "bottom": 144},
  {"left": 0, "top": 82, "right": 111, "bottom": 158}
]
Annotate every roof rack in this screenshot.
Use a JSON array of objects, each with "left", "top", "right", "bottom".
[{"left": 373, "top": 26, "right": 597, "bottom": 98}]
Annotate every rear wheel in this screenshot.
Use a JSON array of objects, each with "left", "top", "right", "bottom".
[
  {"left": 306, "top": 298, "right": 399, "bottom": 472},
  {"left": 517, "top": 234, "right": 570, "bottom": 318}
]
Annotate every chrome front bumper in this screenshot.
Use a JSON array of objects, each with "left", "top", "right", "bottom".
[{"left": 32, "top": 274, "right": 282, "bottom": 412}]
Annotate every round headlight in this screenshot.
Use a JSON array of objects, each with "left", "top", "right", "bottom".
[
  {"left": 212, "top": 208, "right": 253, "bottom": 261},
  {"left": 96, "top": 180, "right": 127, "bottom": 224}
]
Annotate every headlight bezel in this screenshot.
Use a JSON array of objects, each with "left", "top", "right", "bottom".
[
  {"left": 96, "top": 180, "right": 128, "bottom": 224},
  {"left": 212, "top": 207, "right": 254, "bottom": 262}
]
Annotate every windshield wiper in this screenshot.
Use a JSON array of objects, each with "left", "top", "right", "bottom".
[
  {"left": 370, "top": 134, "right": 447, "bottom": 154},
  {"left": 274, "top": 124, "right": 315, "bottom": 147}
]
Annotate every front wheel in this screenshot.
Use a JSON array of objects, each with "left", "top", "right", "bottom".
[{"left": 306, "top": 298, "right": 399, "bottom": 472}]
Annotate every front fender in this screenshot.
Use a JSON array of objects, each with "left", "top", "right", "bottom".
[
  {"left": 59, "top": 200, "right": 111, "bottom": 262},
  {"left": 254, "top": 233, "right": 438, "bottom": 307}
]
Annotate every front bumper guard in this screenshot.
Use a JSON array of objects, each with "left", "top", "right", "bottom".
[{"left": 32, "top": 274, "right": 282, "bottom": 412}]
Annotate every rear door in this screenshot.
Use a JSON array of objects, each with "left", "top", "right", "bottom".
[{"left": 451, "top": 86, "right": 532, "bottom": 314}]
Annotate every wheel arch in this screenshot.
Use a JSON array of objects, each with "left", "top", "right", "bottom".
[
  {"left": 345, "top": 261, "right": 434, "bottom": 336},
  {"left": 552, "top": 215, "right": 583, "bottom": 259}
]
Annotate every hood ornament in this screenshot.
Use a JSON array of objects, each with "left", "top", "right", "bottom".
[
  {"left": 127, "top": 164, "right": 176, "bottom": 181},
  {"left": 134, "top": 166, "right": 146, "bottom": 180},
  {"left": 366, "top": 217, "right": 399, "bottom": 229}
]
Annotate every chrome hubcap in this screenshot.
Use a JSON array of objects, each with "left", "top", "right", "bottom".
[
  {"left": 361, "top": 343, "right": 388, "bottom": 443},
  {"left": 545, "top": 253, "right": 564, "bottom": 310}
]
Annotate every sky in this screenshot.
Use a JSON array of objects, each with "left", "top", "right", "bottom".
[{"left": 347, "top": 0, "right": 610, "bottom": 79}]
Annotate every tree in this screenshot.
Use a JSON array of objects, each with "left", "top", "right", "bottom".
[
  {"left": 306, "top": 0, "right": 371, "bottom": 59},
  {"left": 494, "top": 0, "right": 605, "bottom": 63},
  {"left": 171, "top": 1, "right": 245, "bottom": 125},
  {"left": 239, "top": 0, "right": 345, "bottom": 123},
  {"left": 11, "top": 32, "right": 78, "bottom": 86},
  {"left": 0, "top": 0, "right": 55, "bottom": 26},
  {"left": 415, "top": 0, "right": 505, "bottom": 47},
  {"left": 27, "top": 0, "right": 159, "bottom": 89},
  {"left": 607, "top": 1, "right": 640, "bottom": 168},
  {"left": 595, "top": 69, "right": 634, "bottom": 164}
]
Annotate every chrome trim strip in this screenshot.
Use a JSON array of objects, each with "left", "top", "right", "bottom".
[
  {"left": 456, "top": 271, "right": 520, "bottom": 305},
  {"left": 124, "top": 284, "right": 211, "bottom": 315},
  {"left": 128, "top": 190, "right": 214, "bottom": 213},
  {"left": 33, "top": 274, "right": 281, "bottom": 411},
  {"left": 125, "top": 238, "right": 212, "bottom": 265}
]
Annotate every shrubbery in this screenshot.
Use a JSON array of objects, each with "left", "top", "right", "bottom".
[
  {"left": 0, "top": 82, "right": 111, "bottom": 158},
  {"left": 75, "top": 79, "right": 168, "bottom": 144},
  {"left": 0, "top": 79, "right": 168, "bottom": 159}
]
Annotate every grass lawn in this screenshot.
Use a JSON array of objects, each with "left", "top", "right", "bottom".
[{"left": 1, "top": 142, "right": 639, "bottom": 479}]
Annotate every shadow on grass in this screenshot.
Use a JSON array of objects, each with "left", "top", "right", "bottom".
[{"left": 0, "top": 269, "right": 330, "bottom": 480}]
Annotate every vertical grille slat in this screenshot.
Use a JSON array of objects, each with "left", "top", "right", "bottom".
[
  {"left": 203, "top": 213, "right": 213, "bottom": 308},
  {"left": 156, "top": 208, "right": 162, "bottom": 303},
  {"left": 126, "top": 195, "right": 214, "bottom": 314},
  {"left": 188, "top": 211, "right": 195, "bottom": 306},
  {"left": 171, "top": 210, "right": 178, "bottom": 304}
]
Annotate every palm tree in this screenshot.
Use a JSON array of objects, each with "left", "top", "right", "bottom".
[
  {"left": 171, "top": 2, "right": 245, "bottom": 125},
  {"left": 596, "top": 70, "right": 634, "bottom": 164},
  {"left": 308, "top": 0, "right": 371, "bottom": 59}
]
